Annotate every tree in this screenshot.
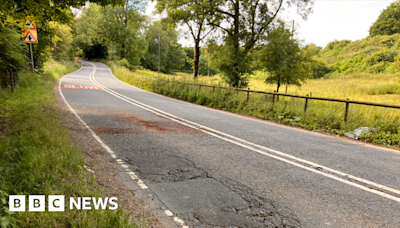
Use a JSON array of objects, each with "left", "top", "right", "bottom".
[
  {"left": 198, "top": 51, "right": 219, "bottom": 76},
  {"left": 370, "top": 1, "right": 400, "bottom": 37},
  {"left": 258, "top": 22, "right": 309, "bottom": 93},
  {"left": 182, "top": 47, "right": 194, "bottom": 72},
  {"left": 303, "top": 44, "right": 330, "bottom": 78},
  {"left": 74, "top": 1, "right": 147, "bottom": 66},
  {"left": 156, "top": 0, "right": 214, "bottom": 79},
  {"left": 303, "top": 43, "right": 321, "bottom": 57},
  {"left": 141, "top": 22, "right": 186, "bottom": 73},
  {"left": 209, "top": 0, "right": 313, "bottom": 87},
  {"left": 101, "top": 0, "right": 147, "bottom": 65},
  {"left": 50, "top": 22, "right": 74, "bottom": 61},
  {"left": 0, "top": 27, "right": 28, "bottom": 92}
]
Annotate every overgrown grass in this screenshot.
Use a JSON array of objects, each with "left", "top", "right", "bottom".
[
  {"left": 105, "top": 61, "right": 400, "bottom": 148},
  {"left": 247, "top": 75, "right": 400, "bottom": 106},
  {"left": 0, "top": 60, "right": 144, "bottom": 227}
]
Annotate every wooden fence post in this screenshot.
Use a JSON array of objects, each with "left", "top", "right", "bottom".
[
  {"left": 345, "top": 99, "right": 350, "bottom": 122},
  {"left": 213, "top": 85, "right": 215, "bottom": 93},
  {"left": 304, "top": 95, "right": 309, "bottom": 112},
  {"left": 272, "top": 91, "right": 276, "bottom": 104},
  {"left": 247, "top": 88, "right": 250, "bottom": 101}
]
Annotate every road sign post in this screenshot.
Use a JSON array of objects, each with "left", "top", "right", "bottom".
[
  {"left": 22, "top": 17, "right": 38, "bottom": 73},
  {"left": 30, "top": 43, "right": 34, "bottom": 73}
]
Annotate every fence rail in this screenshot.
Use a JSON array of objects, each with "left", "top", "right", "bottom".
[{"left": 134, "top": 74, "right": 400, "bottom": 122}]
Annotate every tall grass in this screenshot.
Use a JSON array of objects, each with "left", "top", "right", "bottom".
[
  {"left": 106, "top": 61, "right": 400, "bottom": 148},
  {"left": 0, "top": 60, "right": 144, "bottom": 227}
]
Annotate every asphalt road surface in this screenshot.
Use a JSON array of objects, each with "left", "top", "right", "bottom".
[{"left": 59, "top": 61, "right": 400, "bottom": 227}]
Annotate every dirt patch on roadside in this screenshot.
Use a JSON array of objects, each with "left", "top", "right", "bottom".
[
  {"left": 54, "top": 77, "right": 164, "bottom": 227},
  {"left": 113, "top": 112, "right": 200, "bottom": 135}
]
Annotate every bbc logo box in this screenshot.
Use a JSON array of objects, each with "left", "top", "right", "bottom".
[
  {"left": 9, "top": 195, "right": 65, "bottom": 212},
  {"left": 9, "top": 195, "right": 118, "bottom": 212}
]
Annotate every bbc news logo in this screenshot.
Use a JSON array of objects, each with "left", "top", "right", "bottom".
[{"left": 9, "top": 195, "right": 118, "bottom": 212}]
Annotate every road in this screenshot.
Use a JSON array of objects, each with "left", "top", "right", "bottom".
[{"left": 59, "top": 61, "right": 400, "bottom": 227}]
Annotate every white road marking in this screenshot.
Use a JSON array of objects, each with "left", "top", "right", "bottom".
[
  {"left": 164, "top": 210, "right": 173, "bottom": 216},
  {"left": 84, "top": 61, "right": 400, "bottom": 204},
  {"left": 136, "top": 179, "right": 148, "bottom": 189},
  {"left": 173, "top": 217, "right": 185, "bottom": 225}
]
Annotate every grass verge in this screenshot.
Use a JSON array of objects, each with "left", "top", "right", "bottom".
[
  {"left": 104, "top": 61, "right": 400, "bottom": 149},
  {"left": 0, "top": 60, "right": 144, "bottom": 227}
]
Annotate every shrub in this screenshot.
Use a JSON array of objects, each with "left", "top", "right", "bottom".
[{"left": 116, "top": 58, "right": 131, "bottom": 69}]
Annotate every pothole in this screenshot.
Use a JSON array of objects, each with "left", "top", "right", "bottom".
[{"left": 123, "top": 154, "right": 300, "bottom": 227}]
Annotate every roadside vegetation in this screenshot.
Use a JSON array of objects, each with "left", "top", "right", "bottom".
[{"left": 0, "top": 61, "right": 144, "bottom": 227}]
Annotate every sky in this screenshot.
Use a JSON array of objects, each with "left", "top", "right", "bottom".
[{"left": 144, "top": 0, "right": 395, "bottom": 48}]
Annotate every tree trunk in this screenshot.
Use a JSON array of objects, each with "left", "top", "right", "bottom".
[
  {"left": 9, "top": 69, "right": 14, "bottom": 93},
  {"left": 121, "top": 0, "right": 128, "bottom": 58},
  {"left": 14, "top": 71, "right": 17, "bottom": 88},
  {"left": 193, "top": 40, "right": 200, "bottom": 80},
  {"left": 276, "top": 81, "right": 280, "bottom": 101},
  {"left": 231, "top": 0, "right": 240, "bottom": 87},
  {"left": 158, "top": 35, "right": 161, "bottom": 77}
]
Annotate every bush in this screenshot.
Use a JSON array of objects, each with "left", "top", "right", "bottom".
[{"left": 116, "top": 58, "right": 132, "bottom": 70}]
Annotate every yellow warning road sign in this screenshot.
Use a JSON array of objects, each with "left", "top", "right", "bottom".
[
  {"left": 22, "top": 17, "right": 38, "bottom": 43},
  {"left": 24, "top": 18, "right": 36, "bottom": 29},
  {"left": 24, "top": 31, "right": 38, "bottom": 43}
]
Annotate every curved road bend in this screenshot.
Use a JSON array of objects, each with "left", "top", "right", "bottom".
[{"left": 59, "top": 61, "right": 400, "bottom": 227}]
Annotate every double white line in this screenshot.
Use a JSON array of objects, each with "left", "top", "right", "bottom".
[{"left": 86, "top": 61, "right": 400, "bottom": 204}]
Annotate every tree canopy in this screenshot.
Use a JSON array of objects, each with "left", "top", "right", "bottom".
[
  {"left": 258, "top": 22, "right": 309, "bottom": 92},
  {"left": 140, "top": 22, "right": 186, "bottom": 73},
  {"left": 370, "top": 1, "right": 400, "bottom": 37},
  {"left": 208, "top": 0, "right": 313, "bottom": 87},
  {"left": 74, "top": 1, "right": 148, "bottom": 66},
  {"left": 156, "top": 0, "right": 214, "bottom": 79}
]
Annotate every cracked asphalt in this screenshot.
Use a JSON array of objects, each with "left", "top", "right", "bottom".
[{"left": 60, "top": 61, "right": 400, "bottom": 227}]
